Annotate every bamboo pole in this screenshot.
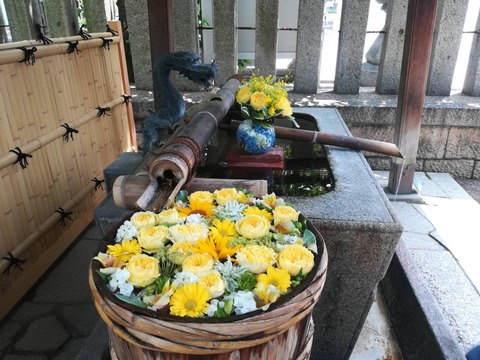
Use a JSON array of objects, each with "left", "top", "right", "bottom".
[
  {"left": 0, "top": 96, "right": 125, "bottom": 170},
  {"left": 0, "top": 180, "right": 97, "bottom": 275},
  {"left": 108, "top": 20, "right": 137, "bottom": 151},
  {"left": 0, "top": 37, "right": 120, "bottom": 66},
  {"left": 0, "top": 32, "right": 116, "bottom": 51},
  {"left": 224, "top": 120, "right": 404, "bottom": 159}
]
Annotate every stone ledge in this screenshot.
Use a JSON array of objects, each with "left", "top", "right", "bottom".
[{"left": 380, "top": 239, "right": 465, "bottom": 359}]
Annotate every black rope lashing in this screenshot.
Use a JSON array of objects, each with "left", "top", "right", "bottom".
[
  {"left": 2, "top": 252, "right": 26, "bottom": 275},
  {"left": 106, "top": 24, "right": 117, "bottom": 36},
  {"left": 35, "top": 23, "right": 52, "bottom": 45},
  {"left": 121, "top": 94, "right": 132, "bottom": 104},
  {"left": 99, "top": 37, "right": 113, "bottom": 50},
  {"left": 66, "top": 40, "right": 81, "bottom": 54},
  {"left": 78, "top": 24, "right": 91, "bottom": 40},
  {"left": 96, "top": 106, "right": 111, "bottom": 117},
  {"left": 61, "top": 123, "right": 79, "bottom": 142},
  {"left": 55, "top": 207, "right": 74, "bottom": 227},
  {"left": 9, "top": 147, "right": 32, "bottom": 169},
  {"left": 91, "top": 177, "right": 105, "bottom": 191},
  {"left": 18, "top": 47, "right": 37, "bottom": 65}
]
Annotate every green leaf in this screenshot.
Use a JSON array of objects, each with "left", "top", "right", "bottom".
[
  {"left": 240, "top": 106, "right": 251, "bottom": 119},
  {"left": 262, "top": 107, "right": 269, "bottom": 118},
  {"left": 214, "top": 304, "right": 227, "bottom": 318},
  {"left": 303, "top": 229, "right": 316, "bottom": 248},
  {"left": 175, "top": 190, "right": 188, "bottom": 203},
  {"left": 290, "top": 118, "right": 300, "bottom": 128},
  {"left": 114, "top": 293, "right": 148, "bottom": 308},
  {"left": 95, "top": 269, "right": 109, "bottom": 283}
]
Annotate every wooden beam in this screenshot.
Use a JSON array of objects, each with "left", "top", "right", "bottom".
[{"left": 388, "top": 0, "right": 437, "bottom": 194}]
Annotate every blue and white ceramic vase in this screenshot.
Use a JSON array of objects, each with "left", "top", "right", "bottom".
[{"left": 236, "top": 119, "right": 276, "bottom": 155}]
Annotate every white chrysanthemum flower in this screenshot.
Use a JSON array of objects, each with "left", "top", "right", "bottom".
[
  {"left": 214, "top": 201, "right": 248, "bottom": 221},
  {"left": 172, "top": 271, "right": 199, "bottom": 288},
  {"left": 115, "top": 220, "right": 139, "bottom": 242},
  {"left": 284, "top": 235, "right": 300, "bottom": 244},
  {"left": 118, "top": 282, "right": 134, "bottom": 297},
  {"left": 186, "top": 213, "right": 206, "bottom": 224},
  {"left": 108, "top": 268, "right": 132, "bottom": 296},
  {"left": 226, "top": 291, "right": 257, "bottom": 315},
  {"left": 206, "top": 299, "right": 224, "bottom": 317}
]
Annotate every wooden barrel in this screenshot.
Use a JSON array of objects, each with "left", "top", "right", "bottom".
[{"left": 89, "top": 219, "right": 328, "bottom": 360}]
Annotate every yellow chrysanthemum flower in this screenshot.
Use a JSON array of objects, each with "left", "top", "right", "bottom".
[
  {"left": 177, "top": 197, "right": 215, "bottom": 218},
  {"left": 209, "top": 218, "right": 236, "bottom": 240},
  {"left": 169, "top": 283, "right": 211, "bottom": 317},
  {"left": 106, "top": 239, "right": 142, "bottom": 263},
  {"left": 256, "top": 266, "right": 291, "bottom": 292},
  {"left": 194, "top": 234, "right": 243, "bottom": 260},
  {"left": 243, "top": 207, "right": 273, "bottom": 222}
]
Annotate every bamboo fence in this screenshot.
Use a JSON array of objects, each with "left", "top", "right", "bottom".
[{"left": 0, "top": 21, "right": 135, "bottom": 319}]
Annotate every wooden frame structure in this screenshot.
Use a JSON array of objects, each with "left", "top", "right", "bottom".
[{"left": 0, "top": 21, "right": 135, "bottom": 319}]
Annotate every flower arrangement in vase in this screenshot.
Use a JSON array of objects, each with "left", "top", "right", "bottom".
[
  {"left": 92, "top": 188, "right": 319, "bottom": 319},
  {"left": 235, "top": 74, "right": 298, "bottom": 155}
]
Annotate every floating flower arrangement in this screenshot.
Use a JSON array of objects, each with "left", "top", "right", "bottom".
[{"left": 93, "top": 188, "right": 318, "bottom": 319}]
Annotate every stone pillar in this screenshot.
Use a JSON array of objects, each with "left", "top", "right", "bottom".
[
  {"left": 463, "top": 7, "right": 480, "bottom": 96},
  {"left": 360, "top": 0, "right": 388, "bottom": 87},
  {"left": 43, "top": 0, "right": 78, "bottom": 37},
  {"left": 124, "top": 0, "right": 152, "bottom": 90},
  {"left": 0, "top": 3, "right": 8, "bottom": 43},
  {"left": 293, "top": 0, "right": 325, "bottom": 94},
  {"left": 376, "top": 0, "right": 408, "bottom": 95},
  {"left": 213, "top": 0, "right": 237, "bottom": 86},
  {"left": 83, "top": 0, "right": 107, "bottom": 33},
  {"left": 3, "top": 0, "right": 33, "bottom": 41},
  {"left": 255, "top": 0, "right": 279, "bottom": 76},
  {"left": 173, "top": 0, "right": 199, "bottom": 91},
  {"left": 427, "top": 0, "right": 468, "bottom": 96},
  {"left": 335, "top": 0, "right": 370, "bottom": 94}
]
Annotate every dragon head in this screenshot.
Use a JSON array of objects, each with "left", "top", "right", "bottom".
[{"left": 158, "top": 51, "right": 218, "bottom": 88}]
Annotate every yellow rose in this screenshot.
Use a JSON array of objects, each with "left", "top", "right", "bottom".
[
  {"left": 137, "top": 226, "right": 169, "bottom": 252},
  {"left": 157, "top": 208, "right": 179, "bottom": 225},
  {"left": 168, "top": 222, "right": 209, "bottom": 243},
  {"left": 276, "top": 96, "right": 293, "bottom": 116},
  {"left": 214, "top": 188, "right": 240, "bottom": 206},
  {"left": 182, "top": 253, "right": 214, "bottom": 275},
  {"left": 235, "top": 215, "right": 271, "bottom": 239},
  {"left": 273, "top": 205, "right": 299, "bottom": 225},
  {"left": 198, "top": 270, "right": 226, "bottom": 298},
  {"left": 130, "top": 211, "right": 157, "bottom": 229},
  {"left": 167, "top": 242, "right": 196, "bottom": 265},
  {"left": 250, "top": 91, "right": 269, "bottom": 110},
  {"left": 189, "top": 191, "right": 214, "bottom": 204},
  {"left": 277, "top": 244, "right": 314, "bottom": 276},
  {"left": 236, "top": 86, "right": 252, "bottom": 104},
  {"left": 236, "top": 245, "right": 277, "bottom": 274},
  {"left": 125, "top": 254, "right": 160, "bottom": 287}
]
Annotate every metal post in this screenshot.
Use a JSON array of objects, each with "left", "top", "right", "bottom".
[{"left": 388, "top": 0, "right": 437, "bottom": 194}]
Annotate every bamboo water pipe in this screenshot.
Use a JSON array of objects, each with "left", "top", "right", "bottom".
[
  {"left": 222, "top": 119, "right": 404, "bottom": 159},
  {"left": 0, "top": 96, "right": 126, "bottom": 171},
  {"left": 0, "top": 181, "right": 97, "bottom": 275},
  {"left": 0, "top": 36, "right": 119, "bottom": 66},
  {"left": 119, "top": 76, "right": 243, "bottom": 211}
]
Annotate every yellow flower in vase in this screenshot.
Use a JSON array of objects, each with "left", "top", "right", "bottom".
[
  {"left": 170, "top": 283, "right": 211, "bottom": 317},
  {"left": 106, "top": 239, "right": 142, "bottom": 264},
  {"left": 250, "top": 91, "right": 269, "bottom": 110}
]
